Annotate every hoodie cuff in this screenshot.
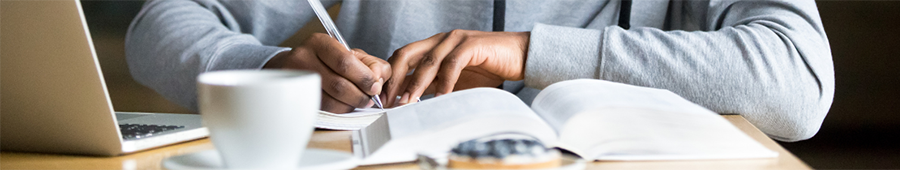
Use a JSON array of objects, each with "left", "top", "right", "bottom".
[
  {"left": 206, "top": 44, "right": 291, "bottom": 71},
  {"left": 524, "top": 23, "right": 604, "bottom": 89}
]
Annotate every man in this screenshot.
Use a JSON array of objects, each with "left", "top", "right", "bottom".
[{"left": 126, "top": 0, "right": 833, "bottom": 142}]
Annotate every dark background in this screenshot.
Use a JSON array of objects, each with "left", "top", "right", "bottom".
[
  {"left": 777, "top": 1, "right": 900, "bottom": 168},
  {"left": 81, "top": 1, "right": 900, "bottom": 168}
]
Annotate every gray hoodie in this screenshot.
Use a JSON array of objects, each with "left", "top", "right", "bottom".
[{"left": 126, "top": 0, "right": 834, "bottom": 142}]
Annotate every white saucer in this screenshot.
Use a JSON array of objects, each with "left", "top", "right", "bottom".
[{"left": 162, "top": 148, "right": 358, "bottom": 170}]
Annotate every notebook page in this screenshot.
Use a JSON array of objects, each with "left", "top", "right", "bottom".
[
  {"left": 319, "top": 108, "right": 385, "bottom": 117},
  {"left": 315, "top": 109, "right": 385, "bottom": 130},
  {"left": 316, "top": 106, "right": 412, "bottom": 130}
]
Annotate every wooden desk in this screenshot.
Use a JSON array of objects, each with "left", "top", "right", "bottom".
[{"left": 0, "top": 115, "right": 810, "bottom": 169}]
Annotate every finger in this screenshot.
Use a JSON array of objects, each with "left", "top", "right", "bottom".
[
  {"left": 321, "top": 91, "right": 355, "bottom": 113},
  {"left": 353, "top": 49, "right": 391, "bottom": 95},
  {"left": 384, "top": 33, "right": 448, "bottom": 107},
  {"left": 279, "top": 46, "right": 371, "bottom": 109},
  {"left": 418, "top": 76, "right": 438, "bottom": 95},
  {"left": 353, "top": 49, "right": 392, "bottom": 81},
  {"left": 434, "top": 43, "right": 477, "bottom": 97},
  {"left": 310, "top": 55, "right": 374, "bottom": 108},
  {"left": 321, "top": 70, "right": 374, "bottom": 108},
  {"left": 396, "top": 75, "right": 438, "bottom": 106},
  {"left": 402, "top": 30, "right": 468, "bottom": 104},
  {"left": 308, "top": 33, "right": 380, "bottom": 95},
  {"left": 390, "top": 78, "right": 409, "bottom": 107}
]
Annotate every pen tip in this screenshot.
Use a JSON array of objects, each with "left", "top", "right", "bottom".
[{"left": 372, "top": 95, "right": 384, "bottom": 110}]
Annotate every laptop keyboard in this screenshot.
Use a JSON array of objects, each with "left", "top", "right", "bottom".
[{"left": 119, "top": 124, "right": 185, "bottom": 140}]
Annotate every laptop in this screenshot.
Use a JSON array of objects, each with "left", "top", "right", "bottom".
[{"left": 0, "top": 0, "right": 208, "bottom": 156}]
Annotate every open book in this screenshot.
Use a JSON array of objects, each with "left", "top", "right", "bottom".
[{"left": 343, "top": 79, "right": 777, "bottom": 165}]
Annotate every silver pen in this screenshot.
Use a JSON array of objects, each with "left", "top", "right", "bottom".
[{"left": 308, "top": 0, "right": 385, "bottom": 110}]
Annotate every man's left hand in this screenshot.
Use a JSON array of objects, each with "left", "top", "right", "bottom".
[{"left": 383, "top": 30, "right": 530, "bottom": 107}]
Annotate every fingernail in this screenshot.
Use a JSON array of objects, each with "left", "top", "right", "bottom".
[
  {"left": 394, "top": 95, "right": 402, "bottom": 107},
  {"left": 370, "top": 78, "right": 384, "bottom": 95},
  {"left": 378, "top": 93, "right": 388, "bottom": 107},
  {"left": 435, "top": 92, "right": 445, "bottom": 97},
  {"left": 416, "top": 97, "right": 421, "bottom": 102},
  {"left": 399, "top": 92, "right": 410, "bottom": 105}
]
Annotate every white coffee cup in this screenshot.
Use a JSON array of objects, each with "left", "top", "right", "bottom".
[{"left": 197, "top": 70, "right": 321, "bottom": 169}]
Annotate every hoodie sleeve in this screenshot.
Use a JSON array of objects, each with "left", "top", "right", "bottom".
[
  {"left": 524, "top": 0, "right": 834, "bottom": 142},
  {"left": 125, "top": 0, "right": 331, "bottom": 111}
]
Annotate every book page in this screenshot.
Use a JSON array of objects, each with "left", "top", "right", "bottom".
[
  {"left": 531, "top": 79, "right": 714, "bottom": 133},
  {"left": 387, "top": 88, "right": 552, "bottom": 138},
  {"left": 561, "top": 107, "right": 777, "bottom": 160},
  {"left": 358, "top": 88, "right": 558, "bottom": 165},
  {"left": 531, "top": 79, "right": 776, "bottom": 160}
]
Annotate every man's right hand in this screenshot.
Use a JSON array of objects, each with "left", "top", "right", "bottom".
[{"left": 264, "top": 33, "right": 391, "bottom": 113}]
